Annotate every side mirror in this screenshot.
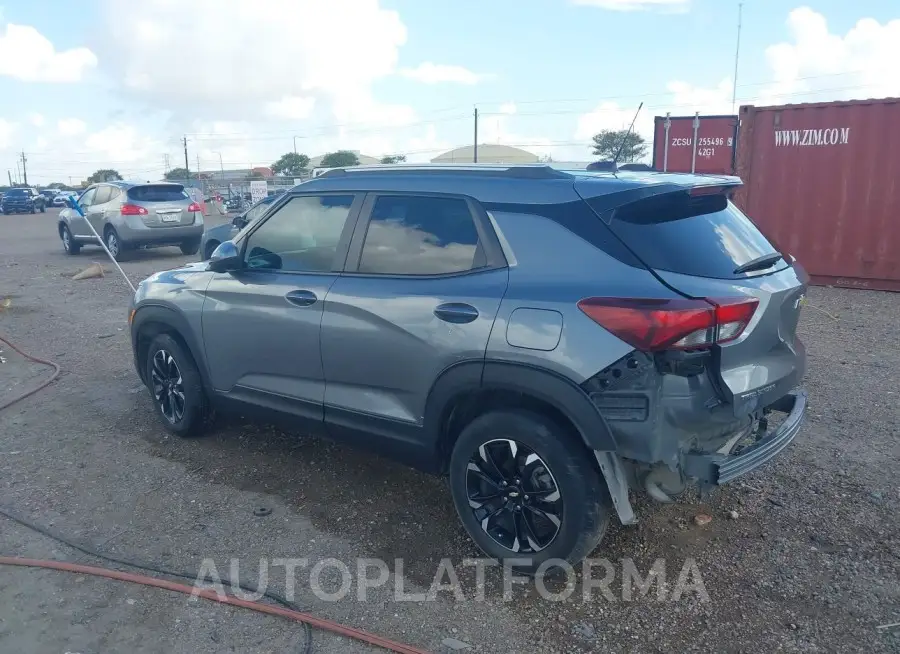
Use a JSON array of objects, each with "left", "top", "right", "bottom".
[
  {"left": 232, "top": 215, "right": 247, "bottom": 229},
  {"left": 208, "top": 241, "right": 242, "bottom": 273}
]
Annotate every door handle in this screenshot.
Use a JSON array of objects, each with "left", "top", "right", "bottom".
[
  {"left": 285, "top": 290, "right": 318, "bottom": 307},
  {"left": 434, "top": 303, "right": 479, "bottom": 324}
]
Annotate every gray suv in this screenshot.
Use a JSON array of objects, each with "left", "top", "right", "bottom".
[
  {"left": 58, "top": 182, "right": 204, "bottom": 260},
  {"left": 129, "top": 165, "right": 807, "bottom": 570}
]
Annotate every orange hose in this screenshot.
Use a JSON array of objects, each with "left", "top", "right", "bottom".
[
  {"left": 0, "top": 334, "right": 62, "bottom": 412},
  {"left": 0, "top": 556, "right": 433, "bottom": 654}
]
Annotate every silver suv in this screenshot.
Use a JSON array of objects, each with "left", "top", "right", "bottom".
[
  {"left": 58, "top": 182, "right": 204, "bottom": 259},
  {"left": 129, "top": 165, "right": 808, "bottom": 570}
]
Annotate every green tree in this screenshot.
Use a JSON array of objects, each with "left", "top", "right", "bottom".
[
  {"left": 87, "top": 169, "right": 123, "bottom": 184},
  {"left": 272, "top": 152, "right": 310, "bottom": 176},
  {"left": 48, "top": 182, "right": 68, "bottom": 189},
  {"left": 320, "top": 150, "right": 360, "bottom": 168},
  {"left": 380, "top": 154, "right": 406, "bottom": 164},
  {"left": 165, "top": 167, "right": 191, "bottom": 181},
  {"left": 590, "top": 129, "right": 647, "bottom": 162}
]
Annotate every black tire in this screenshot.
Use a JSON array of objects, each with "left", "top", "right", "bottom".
[
  {"left": 104, "top": 227, "right": 125, "bottom": 261},
  {"left": 145, "top": 333, "right": 208, "bottom": 437},
  {"left": 449, "top": 409, "right": 610, "bottom": 573},
  {"left": 61, "top": 225, "right": 81, "bottom": 255},
  {"left": 180, "top": 239, "right": 201, "bottom": 256},
  {"left": 203, "top": 240, "right": 220, "bottom": 260}
]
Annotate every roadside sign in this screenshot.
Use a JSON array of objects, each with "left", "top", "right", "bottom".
[
  {"left": 250, "top": 180, "right": 268, "bottom": 204},
  {"left": 292, "top": 178, "right": 303, "bottom": 187}
]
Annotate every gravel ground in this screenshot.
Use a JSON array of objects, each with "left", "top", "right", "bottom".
[{"left": 0, "top": 209, "right": 898, "bottom": 653}]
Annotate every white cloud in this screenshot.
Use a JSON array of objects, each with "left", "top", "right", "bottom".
[
  {"left": 58, "top": 118, "right": 87, "bottom": 136},
  {"left": 571, "top": 0, "right": 689, "bottom": 12},
  {"left": 84, "top": 123, "right": 166, "bottom": 165},
  {"left": 761, "top": 7, "right": 900, "bottom": 104},
  {"left": 0, "top": 23, "right": 97, "bottom": 82},
  {"left": 265, "top": 96, "right": 317, "bottom": 120},
  {"left": 97, "top": 0, "right": 412, "bottom": 124},
  {"left": 29, "top": 113, "right": 45, "bottom": 127},
  {"left": 400, "top": 62, "right": 494, "bottom": 85}
]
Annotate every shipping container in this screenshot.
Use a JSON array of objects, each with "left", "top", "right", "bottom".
[
  {"left": 734, "top": 97, "right": 900, "bottom": 292},
  {"left": 652, "top": 114, "right": 738, "bottom": 175}
]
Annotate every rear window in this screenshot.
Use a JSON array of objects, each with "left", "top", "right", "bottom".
[
  {"left": 594, "top": 193, "right": 784, "bottom": 279},
  {"left": 127, "top": 185, "right": 188, "bottom": 202}
]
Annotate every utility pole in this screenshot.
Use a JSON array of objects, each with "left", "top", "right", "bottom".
[
  {"left": 183, "top": 136, "right": 190, "bottom": 175},
  {"left": 7, "top": 170, "right": 12, "bottom": 186},
  {"left": 293, "top": 136, "right": 298, "bottom": 154},
  {"left": 20, "top": 151, "right": 28, "bottom": 186},
  {"left": 196, "top": 154, "right": 201, "bottom": 177},
  {"left": 732, "top": 2, "right": 743, "bottom": 112},
  {"left": 163, "top": 154, "right": 170, "bottom": 176},
  {"left": 473, "top": 107, "right": 479, "bottom": 163}
]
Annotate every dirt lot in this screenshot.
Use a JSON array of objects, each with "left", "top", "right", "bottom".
[{"left": 1, "top": 208, "right": 898, "bottom": 653}]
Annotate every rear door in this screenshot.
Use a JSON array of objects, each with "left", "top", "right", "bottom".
[
  {"left": 320, "top": 193, "right": 508, "bottom": 456},
  {"left": 578, "top": 182, "right": 807, "bottom": 415},
  {"left": 88, "top": 184, "right": 112, "bottom": 234}
]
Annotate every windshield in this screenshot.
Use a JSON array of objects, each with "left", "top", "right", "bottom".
[{"left": 6, "top": 189, "right": 28, "bottom": 196}]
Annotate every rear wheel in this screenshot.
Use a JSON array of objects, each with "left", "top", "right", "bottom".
[
  {"left": 145, "top": 333, "right": 208, "bottom": 437},
  {"left": 61, "top": 226, "right": 81, "bottom": 255},
  {"left": 104, "top": 227, "right": 124, "bottom": 261},
  {"left": 449, "top": 409, "right": 611, "bottom": 573},
  {"left": 180, "top": 239, "right": 201, "bottom": 256}
]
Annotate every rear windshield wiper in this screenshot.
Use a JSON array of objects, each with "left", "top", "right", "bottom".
[{"left": 733, "top": 252, "right": 784, "bottom": 275}]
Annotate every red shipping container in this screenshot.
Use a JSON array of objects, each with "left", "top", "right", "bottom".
[
  {"left": 734, "top": 98, "right": 900, "bottom": 292},
  {"left": 652, "top": 114, "right": 738, "bottom": 175}
]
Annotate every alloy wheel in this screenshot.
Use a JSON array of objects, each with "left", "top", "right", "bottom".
[
  {"left": 465, "top": 439, "right": 563, "bottom": 553},
  {"left": 106, "top": 232, "right": 119, "bottom": 257},
  {"left": 62, "top": 229, "right": 71, "bottom": 252},
  {"left": 150, "top": 349, "right": 185, "bottom": 424}
]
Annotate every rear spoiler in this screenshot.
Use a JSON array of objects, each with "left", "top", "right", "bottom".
[{"left": 575, "top": 177, "right": 743, "bottom": 219}]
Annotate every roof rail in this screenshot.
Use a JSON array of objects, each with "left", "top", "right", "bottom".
[{"left": 316, "top": 164, "right": 573, "bottom": 180}]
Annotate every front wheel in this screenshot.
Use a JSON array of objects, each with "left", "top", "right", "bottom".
[
  {"left": 449, "top": 409, "right": 611, "bottom": 573},
  {"left": 145, "top": 333, "right": 209, "bottom": 437},
  {"left": 61, "top": 226, "right": 81, "bottom": 255}
]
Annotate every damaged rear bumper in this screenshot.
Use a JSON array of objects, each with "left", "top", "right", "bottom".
[{"left": 682, "top": 390, "right": 807, "bottom": 485}]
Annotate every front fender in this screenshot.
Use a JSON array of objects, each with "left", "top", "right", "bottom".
[{"left": 130, "top": 303, "right": 211, "bottom": 390}]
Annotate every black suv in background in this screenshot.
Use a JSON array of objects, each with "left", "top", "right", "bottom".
[{"left": 1, "top": 187, "right": 47, "bottom": 214}]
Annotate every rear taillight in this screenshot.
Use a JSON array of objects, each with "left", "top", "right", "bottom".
[
  {"left": 577, "top": 296, "right": 759, "bottom": 352},
  {"left": 120, "top": 204, "right": 148, "bottom": 216},
  {"left": 187, "top": 202, "right": 201, "bottom": 213}
]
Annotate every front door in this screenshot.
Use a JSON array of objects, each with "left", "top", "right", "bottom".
[
  {"left": 201, "top": 192, "right": 363, "bottom": 430},
  {"left": 69, "top": 186, "right": 97, "bottom": 239}
]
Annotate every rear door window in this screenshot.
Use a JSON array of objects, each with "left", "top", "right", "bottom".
[
  {"left": 128, "top": 185, "right": 188, "bottom": 202},
  {"left": 590, "top": 193, "right": 785, "bottom": 279},
  {"left": 358, "top": 195, "right": 484, "bottom": 275},
  {"left": 93, "top": 186, "right": 112, "bottom": 205}
]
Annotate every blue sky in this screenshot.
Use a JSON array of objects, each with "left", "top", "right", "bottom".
[{"left": 0, "top": 0, "right": 897, "bottom": 184}]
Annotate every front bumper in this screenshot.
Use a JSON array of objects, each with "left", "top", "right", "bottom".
[{"left": 682, "top": 390, "right": 807, "bottom": 485}]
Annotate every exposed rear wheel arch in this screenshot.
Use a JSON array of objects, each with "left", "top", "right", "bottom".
[{"left": 439, "top": 388, "right": 585, "bottom": 471}]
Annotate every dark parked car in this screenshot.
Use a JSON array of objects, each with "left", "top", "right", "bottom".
[
  {"left": 130, "top": 164, "right": 807, "bottom": 570},
  {"left": 2, "top": 187, "right": 47, "bottom": 214},
  {"left": 200, "top": 194, "right": 278, "bottom": 260}
]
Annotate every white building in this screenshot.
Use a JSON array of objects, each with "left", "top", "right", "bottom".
[{"left": 430, "top": 144, "right": 539, "bottom": 164}]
